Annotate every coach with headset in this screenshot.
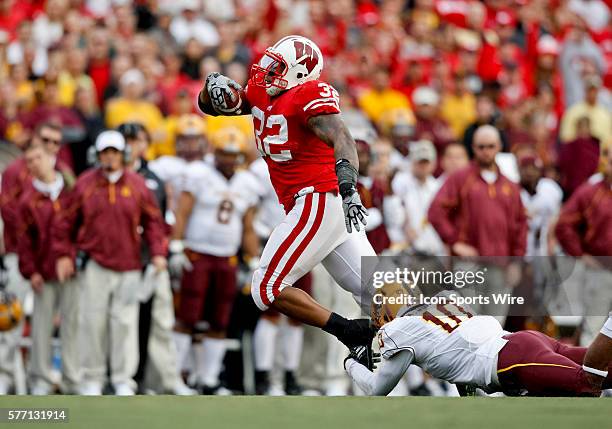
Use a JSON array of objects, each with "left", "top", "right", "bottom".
[{"left": 53, "top": 130, "right": 167, "bottom": 396}]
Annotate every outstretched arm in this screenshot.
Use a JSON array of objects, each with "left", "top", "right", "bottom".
[
  {"left": 345, "top": 350, "right": 414, "bottom": 396},
  {"left": 307, "top": 114, "right": 368, "bottom": 233}
]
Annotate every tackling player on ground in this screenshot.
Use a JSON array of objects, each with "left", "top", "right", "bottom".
[
  {"left": 197, "top": 35, "right": 377, "bottom": 347},
  {"left": 344, "top": 284, "right": 612, "bottom": 396}
]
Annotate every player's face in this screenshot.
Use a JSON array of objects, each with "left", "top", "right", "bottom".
[
  {"left": 215, "top": 149, "right": 240, "bottom": 178},
  {"left": 176, "top": 135, "right": 205, "bottom": 161},
  {"left": 519, "top": 163, "right": 541, "bottom": 188}
]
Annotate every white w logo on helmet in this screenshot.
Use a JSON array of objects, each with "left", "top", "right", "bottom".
[{"left": 251, "top": 35, "right": 324, "bottom": 96}]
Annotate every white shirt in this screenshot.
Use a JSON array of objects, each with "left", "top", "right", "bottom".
[
  {"left": 32, "top": 174, "right": 64, "bottom": 201},
  {"left": 392, "top": 172, "right": 444, "bottom": 255},
  {"left": 149, "top": 156, "right": 208, "bottom": 207},
  {"left": 183, "top": 163, "right": 258, "bottom": 256},
  {"left": 169, "top": 15, "right": 220, "bottom": 47},
  {"left": 248, "top": 158, "right": 285, "bottom": 239},
  {"left": 520, "top": 178, "right": 563, "bottom": 257}
]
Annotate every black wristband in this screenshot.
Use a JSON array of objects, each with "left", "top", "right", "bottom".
[{"left": 335, "top": 159, "right": 358, "bottom": 198}]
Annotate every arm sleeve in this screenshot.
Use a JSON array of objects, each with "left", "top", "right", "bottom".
[
  {"left": 345, "top": 349, "right": 414, "bottom": 396},
  {"left": 427, "top": 174, "right": 461, "bottom": 246},
  {"left": 555, "top": 188, "right": 586, "bottom": 257}
]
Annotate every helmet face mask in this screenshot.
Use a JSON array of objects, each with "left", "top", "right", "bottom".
[
  {"left": 251, "top": 50, "right": 289, "bottom": 96},
  {"left": 251, "top": 35, "right": 323, "bottom": 97}
]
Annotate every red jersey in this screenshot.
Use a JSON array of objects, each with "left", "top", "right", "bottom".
[{"left": 245, "top": 79, "right": 341, "bottom": 211}]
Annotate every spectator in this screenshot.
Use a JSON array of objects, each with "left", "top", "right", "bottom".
[
  {"left": 462, "top": 93, "right": 508, "bottom": 157},
  {"left": 555, "top": 147, "right": 612, "bottom": 344},
  {"left": 53, "top": 131, "right": 167, "bottom": 395},
  {"left": 358, "top": 66, "right": 410, "bottom": 124},
  {"left": 558, "top": 116, "right": 601, "bottom": 197},
  {"left": 560, "top": 24, "right": 606, "bottom": 108},
  {"left": 354, "top": 131, "right": 392, "bottom": 254},
  {"left": 438, "top": 142, "right": 469, "bottom": 183},
  {"left": 169, "top": 0, "right": 219, "bottom": 48},
  {"left": 440, "top": 73, "right": 477, "bottom": 140},
  {"left": 518, "top": 152, "right": 562, "bottom": 257},
  {"left": 559, "top": 75, "right": 611, "bottom": 145},
  {"left": 428, "top": 125, "right": 527, "bottom": 317},
  {"left": 393, "top": 140, "right": 444, "bottom": 255},
  {"left": 105, "top": 68, "right": 164, "bottom": 134},
  {"left": 380, "top": 107, "right": 415, "bottom": 172},
  {"left": 17, "top": 141, "right": 79, "bottom": 395},
  {"left": 70, "top": 84, "right": 105, "bottom": 175},
  {"left": 411, "top": 86, "right": 454, "bottom": 173}
]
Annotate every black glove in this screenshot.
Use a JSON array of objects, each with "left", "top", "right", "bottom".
[{"left": 344, "top": 345, "right": 381, "bottom": 372}]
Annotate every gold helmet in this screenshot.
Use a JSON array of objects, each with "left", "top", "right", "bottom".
[
  {"left": 0, "top": 289, "right": 23, "bottom": 332},
  {"left": 211, "top": 127, "right": 248, "bottom": 154},
  {"left": 176, "top": 114, "right": 207, "bottom": 137},
  {"left": 371, "top": 282, "right": 412, "bottom": 329}
]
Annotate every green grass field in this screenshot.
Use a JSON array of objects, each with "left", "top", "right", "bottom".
[{"left": 0, "top": 396, "right": 609, "bottom": 429}]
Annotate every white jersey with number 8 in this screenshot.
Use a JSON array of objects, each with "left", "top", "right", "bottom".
[{"left": 183, "top": 162, "right": 258, "bottom": 257}]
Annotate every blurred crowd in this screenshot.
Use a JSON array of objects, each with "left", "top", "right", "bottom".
[{"left": 0, "top": 0, "right": 610, "bottom": 396}]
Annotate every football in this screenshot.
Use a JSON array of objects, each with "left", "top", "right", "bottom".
[{"left": 212, "top": 85, "right": 244, "bottom": 115}]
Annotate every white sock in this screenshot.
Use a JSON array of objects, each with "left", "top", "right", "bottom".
[
  {"left": 254, "top": 318, "right": 278, "bottom": 371},
  {"left": 196, "top": 338, "right": 226, "bottom": 387},
  {"left": 172, "top": 332, "right": 191, "bottom": 372},
  {"left": 281, "top": 324, "right": 303, "bottom": 371}
]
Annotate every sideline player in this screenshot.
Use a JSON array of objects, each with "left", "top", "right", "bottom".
[
  {"left": 198, "top": 35, "right": 377, "bottom": 347},
  {"left": 344, "top": 285, "right": 611, "bottom": 396},
  {"left": 170, "top": 127, "right": 260, "bottom": 393}
]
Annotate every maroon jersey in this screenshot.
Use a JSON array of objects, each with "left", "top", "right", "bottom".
[{"left": 245, "top": 79, "right": 341, "bottom": 211}]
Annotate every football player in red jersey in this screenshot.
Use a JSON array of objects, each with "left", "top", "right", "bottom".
[{"left": 198, "top": 35, "right": 377, "bottom": 347}]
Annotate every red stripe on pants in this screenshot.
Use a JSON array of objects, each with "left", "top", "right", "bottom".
[
  {"left": 271, "top": 193, "right": 326, "bottom": 298},
  {"left": 259, "top": 193, "right": 314, "bottom": 306}
]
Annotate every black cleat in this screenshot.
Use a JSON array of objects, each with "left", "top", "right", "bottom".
[
  {"left": 254, "top": 370, "right": 270, "bottom": 395},
  {"left": 284, "top": 371, "right": 302, "bottom": 395}
]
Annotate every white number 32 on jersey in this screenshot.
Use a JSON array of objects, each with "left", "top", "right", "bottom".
[{"left": 252, "top": 107, "right": 291, "bottom": 162}]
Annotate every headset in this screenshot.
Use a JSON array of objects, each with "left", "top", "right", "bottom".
[{"left": 86, "top": 127, "right": 134, "bottom": 167}]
